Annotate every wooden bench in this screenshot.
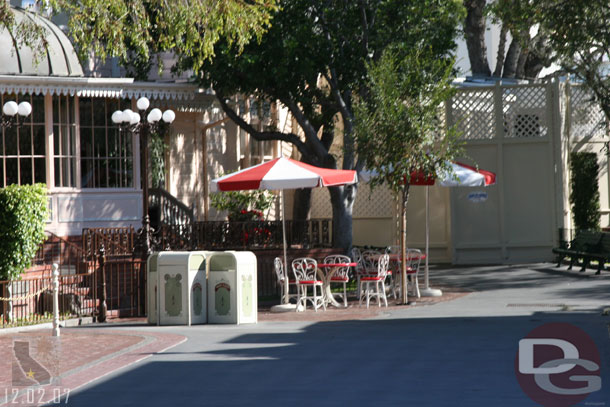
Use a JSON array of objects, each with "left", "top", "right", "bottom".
[{"left": 552, "top": 230, "right": 605, "bottom": 273}]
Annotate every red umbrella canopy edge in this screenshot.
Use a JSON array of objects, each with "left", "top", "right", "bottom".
[{"left": 210, "top": 157, "right": 358, "bottom": 192}]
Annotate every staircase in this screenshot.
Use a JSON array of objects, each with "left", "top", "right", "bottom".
[{"left": 149, "top": 188, "right": 195, "bottom": 228}]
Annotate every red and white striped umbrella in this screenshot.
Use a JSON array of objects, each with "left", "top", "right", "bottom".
[
  {"left": 358, "top": 161, "right": 496, "bottom": 187},
  {"left": 210, "top": 157, "right": 357, "bottom": 192},
  {"left": 359, "top": 160, "right": 496, "bottom": 298},
  {"left": 211, "top": 156, "right": 357, "bottom": 308},
  {"left": 436, "top": 161, "right": 496, "bottom": 187}
]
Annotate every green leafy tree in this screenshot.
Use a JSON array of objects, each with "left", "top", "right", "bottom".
[
  {"left": 197, "top": 0, "right": 464, "bottom": 250},
  {"left": 0, "top": 3, "right": 49, "bottom": 63},
  {"left": 532, "top": 1, "right": 610, "bottom": 125},
  {"left": 46, "top": 0, "right": 278, "bottom": 79},
  {"left": 569, "top": 152, "right": 600, "bottom": 231},
  {"left": 353, "top": 46, "right": 462, "bottom": 303},
  {"left": 0, "top": 184, "right": 48, "bottom": 281},
  {"left": 463, "top": 0, "right": 554, "bottom": 79}
]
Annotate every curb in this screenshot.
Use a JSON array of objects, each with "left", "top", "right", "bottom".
[{"left": 0, "top": 317, "right": 94, "bottom": 335}]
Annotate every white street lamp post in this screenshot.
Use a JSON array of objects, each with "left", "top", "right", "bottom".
[{"left": 112, "top": 97, "right": 175, "bottom": 255}]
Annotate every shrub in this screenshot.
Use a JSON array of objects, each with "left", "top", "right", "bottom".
[
  {"left": 570, "top": 152, "right": 600, "bottom": 230},
  {"left": 0, "top": 184, "right": 48, "bottom": 280}
]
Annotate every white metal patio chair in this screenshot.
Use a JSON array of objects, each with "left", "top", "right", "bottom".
[
  {"left": 292, "top": 257, "right": 326, "bottom": 312},
  {"left": 359, "top": 253, "right": 389, "bottom": 308},
  {"left": 274, "top": 257, "right": 298, "bottom": 304},
  {"left": 323, "top": 254, "right": 352, "bottom": 307},
  {"left": 391, "top": 248, "right": 423, "bottom": 298}
]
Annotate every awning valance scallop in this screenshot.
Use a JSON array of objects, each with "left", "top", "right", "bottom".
[{"left": 0, "top": 76, "right": 201, "bottom": 101}]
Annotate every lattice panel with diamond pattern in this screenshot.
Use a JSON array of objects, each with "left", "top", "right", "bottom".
[
  {"left": 570, "top": 86, "right": 607, "bottom": 139},
  {"left": 451, "top": 89, "right": 495, "bottom": 140},
  {"left": 503, "top": 85, "right": 548, "bottom": 138},
  {"left": 309, "top": 183, "right": 394, "bottom": 219}
]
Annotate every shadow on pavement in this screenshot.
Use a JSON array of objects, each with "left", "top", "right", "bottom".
[{"left": 64, "top": 310, "right": 610, "bottom": 407}]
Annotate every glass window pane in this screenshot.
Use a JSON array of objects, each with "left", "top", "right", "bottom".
[
  {"left": 5, "top": 158, "right": 17, "bottom": 185},
  {"left": 94, "top": 128, "right": 106, "bottom": 157},
  {"left": 93, "top": 99, "right": 106, "bottom": 126},
  {"left": 60, "top": 97, "right": 68, "bottom": 124},
  {"left": 32, "top": 95, "right": 44, "bottom": 124},
  {"left": 20, "top": 158, "right": 32, "bottom": 184},
  {"left": 71, "top": 127, "right": 78, "bottom": 156},
  {"left": 52, "top": 98, "right": 58, "bottom": 123},
  {"left": 81, "top": 159, "right": 92, "bottom": 188},
  {"left": 79, "top": 97, "right": 92, "bottom": 126},
  {"left": 19, "top": 128, "right": 32, "bottom": 155},
  {"left": 119, "top": 158, "right": 129, "bottom": 187},
  {"left": 98, "top": 159, "right": 108, "bottom": 187},
  {"left": 107, "top": 129, "right": 118, "bottom": 157},
  {"left": 61, "top": 125, "right": 75, "bottom": 156},
  {"left": 120, "top": 129, "right": 132, "bottom": 157},
  {"left": 68, "top": 99, "right": 74, "bottom": 123},
  {"left": 108, "top": 158, "right": 118, "bottom": 187},
  {"left": 53, "top": 125, "right": 60, "bottom": 155},
  {"left": 33, "top": 126, "right": 45, "bottom": 155},
  {"left": 62, "top": 158, "right": 74, "bottom": 187},
  {"left": 54, "top": 157, "right": 60, "bottom": 186},
  {"left": 80, "top": 128, "right": 93, "bottom": 157},
  {"left": 5, "top": 127, "right": 17, "bottom": 155},
  {"left": 34, "top": 158, "right": 45, "bottom": 184}
]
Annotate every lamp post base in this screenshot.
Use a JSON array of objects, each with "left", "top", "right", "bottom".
[{"left": 420, "top": 287, "right": 443, "bottom": 297}]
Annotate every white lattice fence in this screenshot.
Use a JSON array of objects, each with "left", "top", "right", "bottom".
[
  {"left": 451, "top": 84, "right": 551, "bottom": 141},
  {"left": 503, "top": 85, "right": 548, "bottom": 138},
  {"left": 309, "top": 183, "right": 394, "bottom": 219},
  {"left": 570, "top": 85, "right": 607, "bottom": 139},
  {"left": 452, "top": 88, "right": 495, "bottom": 140}
]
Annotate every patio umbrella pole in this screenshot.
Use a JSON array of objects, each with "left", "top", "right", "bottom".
[
  {"left": 401, "top": 185, "right": 409, "bottom": 305},
  {"left": 420, "top": 185, "right": 442, "bottom": 297},
  {"left": 270, "top": 189, "right": 297, "bottom": 312},
  {"left": 281, "top": 189, "right": 289, "bottom": 305}
]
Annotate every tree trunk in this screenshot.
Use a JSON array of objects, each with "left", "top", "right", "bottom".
[
  {"left": 493, "top": 25, "right": 508, "bottom": 77},
  {"left": 516, "top": 48, "right": 529, "bottom": 79},
  {"left": 464, "top": 0, "right": 491, "bottom": 77},
  {"left": 502, "top": 39, "right": 521, "bottom": 78},
  {"left": 291, "top": 188, "right": 312, "bottom": 243},
  {"left": 400, "top": 184, "right": 410, "bottom": 305},
  {"left": 329, "top": 184, "right": 356, "bottom": 253},
  {"left": 524, "top": 35, "right": 553, "bottom": 79}
]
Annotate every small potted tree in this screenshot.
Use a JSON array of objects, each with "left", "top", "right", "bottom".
[{"left": 211, "top": 189, "right": 274, "bottom": 246}]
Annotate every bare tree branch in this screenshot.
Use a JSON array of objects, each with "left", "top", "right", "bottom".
[{"left": 215, "top": 93, "right": 312, "bottom": 159}]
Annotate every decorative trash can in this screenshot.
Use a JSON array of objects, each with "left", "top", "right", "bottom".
[
  {"left": 207, "top": 251, "right": 257, "bottom": 324},
  {"left": 146, "top": 253, "right": 160, "bottom": 325},
  {"left": 156, "top": 251, "right": 211, "bottom": 325}
]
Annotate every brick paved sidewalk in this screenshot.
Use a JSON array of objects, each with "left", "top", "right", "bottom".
[
  {"left": 258, "top": 285, "right": 470, "bottom": 322},
  {"left": 0, "top": 329, "right": 185, "bottom": 406}
]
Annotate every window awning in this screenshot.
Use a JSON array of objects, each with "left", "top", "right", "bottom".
[{"left": 0, "top": 75, "right": 203, "bottom": 101}]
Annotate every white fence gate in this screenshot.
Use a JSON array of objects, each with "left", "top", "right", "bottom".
[{"left": 447, "top": 82, "right": 562, "bottom": 264}]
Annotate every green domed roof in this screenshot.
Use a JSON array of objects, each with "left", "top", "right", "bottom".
[{"left": 0, "top": 7, "right": 83, "bottom": 77}]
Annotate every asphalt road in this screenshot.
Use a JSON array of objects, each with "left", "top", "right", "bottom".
[{"left": 62, "top": 263, "right": 610, "bottom": 407}]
